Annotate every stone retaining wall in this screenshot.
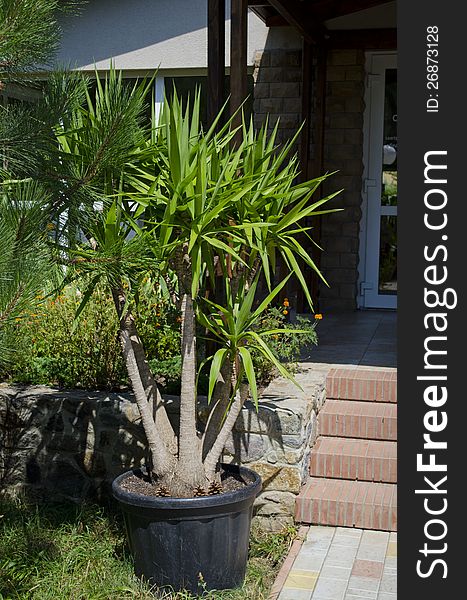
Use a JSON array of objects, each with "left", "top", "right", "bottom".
[{"left": 0, "top": 365, "right": 326, "bottom": 529}]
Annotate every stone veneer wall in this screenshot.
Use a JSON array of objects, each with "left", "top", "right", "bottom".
[
  {"left": 0, "top": 365, "right": 326, "bottom": 530},
  {"left": 252, "top": 47, "right": 366, "bottom": 311},
  {"left": 252, "top": 49, "right": 303, "bottom": 146},
  {"left": 319, "top": 49, "right": 366, "bottom": 311}
]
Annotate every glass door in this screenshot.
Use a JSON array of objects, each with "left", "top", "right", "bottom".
[{"left": 361, "top": 54, "right": 397, "bottom": 309}]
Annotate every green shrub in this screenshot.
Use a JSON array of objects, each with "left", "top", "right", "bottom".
[
  {"left": 2, "top": 281, "right": 181, "bottom": 390},
  {"left": 251, "top": 300, "right": 318, "bottom": 388},
  {"left": 2, "top": 283, "right": 318, "bottom": 393}
]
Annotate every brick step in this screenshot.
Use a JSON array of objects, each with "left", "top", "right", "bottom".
[
  {"left": 326, "top": 367, "right": 397, "bottom": 403},
  {"left": 296, "top": 477, "right": 397, "bottom": 531},
  {"left": 319, "top": 400, "right": 397, "bottom": 441},
  {"left": 309, "top": 437, "right": 397, "bottom": 483}
]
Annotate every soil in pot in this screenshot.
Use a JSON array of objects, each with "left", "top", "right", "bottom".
[{"left": 112, "top": 463, "right": 261, "bottom": 595}]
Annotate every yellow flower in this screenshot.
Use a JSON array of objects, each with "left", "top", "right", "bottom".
[
  {"left": 314, "top": 313, "right": 323, "bottom": 320},
  {"left": 283, "top": 298, "right": 290, "bottom": 307},
  {"left": 46, "top": 223, "right": 55, "bottom": 230},
  {"left": 283, "top": 309, "right": 288, "bottom": 315}
]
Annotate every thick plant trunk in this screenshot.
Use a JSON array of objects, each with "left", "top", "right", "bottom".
[
  {"left": 203, "top": 360, "right": 245, "bottom": 482},
  {"left": 176, "top": 292, "right": 205, "bottom": 489},
  {"left": 202, "top": 359, "right": 232, "bottom": 459},
  {"left": 112, "top": 287, "right": 175, "bottom": 479},
  {"left": 129, "top": 323, "right": 177, "bottom": 455},
  {"left": 119, "top": 315, "right": 175, "bottom": 478}
]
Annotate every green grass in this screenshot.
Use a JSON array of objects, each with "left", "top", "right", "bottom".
[{"left": 0, "top": 498, "right": 296, "bottom": 599}]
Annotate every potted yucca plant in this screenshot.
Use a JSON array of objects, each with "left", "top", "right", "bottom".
[{"left": 52, "top": 70, "right": 339, "bottom": 593}]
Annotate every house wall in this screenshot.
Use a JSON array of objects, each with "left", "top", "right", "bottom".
[
  {"left": 251, "top": 42, "right": 366, "bottom": 311},
  {"left": 55, "top": 4, "right": 378, "bottom": 312},
  {"left": 56, "top": 0, "right": 270, "bottom": 73},
  {"left": 319, "top": 49, "right": 366, "bottom": 311}
]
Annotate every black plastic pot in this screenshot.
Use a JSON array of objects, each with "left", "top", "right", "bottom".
[{"left": 112, "top": 464, "right": 261, "bottom": 594}]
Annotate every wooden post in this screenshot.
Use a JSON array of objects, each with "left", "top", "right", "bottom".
[
  {"left": 300, "top": 39, "right": 313, "bottom": 182},
  {"left": 207, "top": 0, "right": 226, "bottom": 127},
  {"left": 230, "top": 0, "right": 248, "bottom": 131},
  {"left": 309, "top": 44, "right": 327, "bottom": 311}
]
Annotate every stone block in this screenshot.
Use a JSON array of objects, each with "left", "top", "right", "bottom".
[
  {"left": 324, "top": 128, "right": 345, "bottom": 144},
  {"left": 339, "top": 283, "right": 358, "bottom": 299},
  {"left": 345, "top": 97, "right": 365, "bottom": 113},
  {"left": 259, "top": 97, "right": 283, "bottom": 114},
  {"left": 340, "top": 253, "right": 359, "bottom": 268},
  {"left": 254, "top": 82, "right": 270, "bottom": 99},
  {"left": 279, "top": 113, "right": 300, "bottom": 129},
  {"left": 223, "top": 432, "right": 266, "bottom": 463},
  {"left": 254, "top": 490, "right": 297, "bottom": 516},
  {"left": 345, "top": 65, "right": 365, "bottom": 81},
  {"left": 342, "top": 222, "right": 360, "bottom": 237},
  {"left": 344, "top": 189, "right": 364, "bottom": 205},
  {"left": 288, "top": 97, "right": 303, "bottom": 114},
  {"left": 330, "top": 113, "right": 364, "bottom": 129},
  {"left": 248, "top": 462, "right": 302, "bottom": 493},
  {"left": 286, "top": 50, "right": 301, "bottom": 67},
  {"left": 326, "top": 269, "right": 356, "bottom": 284},
  {"left": 258, "top": 50, "right": 271, "bottom": 67},
  {"left": 344, "top": 129, "right": 363, "bottom": 145},
  {"left": 260, "top": 67, "right": 289, "bottom": 83},
  {"left": 329, "top": 81, "right": 364, "bottom": 98},
  {"left": 330, "top": 49, "right": 359, "bottom": 66},
  {"left": 327, "top": 66, "right": 347, "bottom": 81},
  {"left": 270, "top": 82, "right": 300, "bottom": 98}
]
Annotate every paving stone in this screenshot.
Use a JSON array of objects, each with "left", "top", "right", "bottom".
[
  {"left": 351, "top": 559, "right": 384, "bottom": 579},
  {"left": 285, "top": 569, "right": 318, "bottom": 590},
  {"left": 347, "top": 575, "right": 380, "bottom": 592},
  {"left": 312, "top": 576, "right": 348, "bottom": 599},
  {"left": 345, "top": 592, "right": 378, "bottom": 600},
  {"left": 279, "top": 588, "right": 313, "bottom": 600},
  {"left": 293, "top": 555, "right": 327, "bottom": 571},
  {"left": 377, "top": 594, "right": 397, "bottom": 600},
  {"left": 318, "top": 564, "right": 352, "bottom": 580},
  {"left": 379, "top": 574, "right": 397, "bottom": 593}
]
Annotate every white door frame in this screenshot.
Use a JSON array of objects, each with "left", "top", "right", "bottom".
[{"left": 358, "top": 52, "right": 397, "bottom": 309}]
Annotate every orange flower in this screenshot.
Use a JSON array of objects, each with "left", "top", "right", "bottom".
[
  {"left": 283, "top": 298, "right": 290, "bottom": 307},
  {"left": 314, "top": 313, "right": 323, "bottom": 320}
]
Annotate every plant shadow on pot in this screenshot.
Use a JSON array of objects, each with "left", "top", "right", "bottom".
[{"left": 112, "top": 463, "right": 261, "bottom": 595}]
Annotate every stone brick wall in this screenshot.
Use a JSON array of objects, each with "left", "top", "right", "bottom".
[
  {"left": 318, "top": 49, "right": 366, "bottom": 311},
  {"left": 0, "top": 365, "right": 326, "bottom": 530},
  {"left": 253, "top": 49, "right": 303, "bottom": 146},
  {"left": 252, "top": 47, "right": 366, "bottom": 311}
]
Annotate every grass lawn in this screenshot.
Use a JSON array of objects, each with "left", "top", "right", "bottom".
[{"left": 0, "top": 498, "right": 296, "bottom": 599}]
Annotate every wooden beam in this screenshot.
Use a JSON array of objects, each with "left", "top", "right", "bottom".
[
  {"left": 299, "top": 39, "right": 312, "bottom": 182},
  {"left": 207, "top": 0, "right": 225, "bottom": 127},
  {"left": 230, "top": 0, "right": 248, "bottom": 130},
  {"left": 267, "top": 0, "right": 325, "bottom": 44},
  {"left": 313, "top": 0, "right": 394, "bottom": 22},
  {"left": 326, "top": 28, "right": 397, "bottom": 49}
]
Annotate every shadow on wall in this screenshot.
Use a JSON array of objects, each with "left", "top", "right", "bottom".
[
  {"left": 0, "top": 386, "right": 147, "bottom": 501},
  {"left": 56, "top": 0, "right": 209, "bottom": 69}
]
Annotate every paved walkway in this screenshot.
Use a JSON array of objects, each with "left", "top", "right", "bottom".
[
  {"left": 300, "top": 311, "right": 396, "bottom": 368},
  {"left": 275, "top": 525, "right": 397, "bottom": 600},
  {"left": 271, "top": 312, "right": 397, "bottom": 599}
]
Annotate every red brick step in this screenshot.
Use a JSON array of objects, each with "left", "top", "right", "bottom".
[
  {"left": 326, "top": 368, "right": 397, "bottom": 403},
  {"left": 319, "top": 400, "right": 397, "bottom": 441},
  {"left": 309, "top": 437, "right": 397, "bottom": 483},
  {"left": 296, "top": 477, "right": 397, "bottom": 531}
]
